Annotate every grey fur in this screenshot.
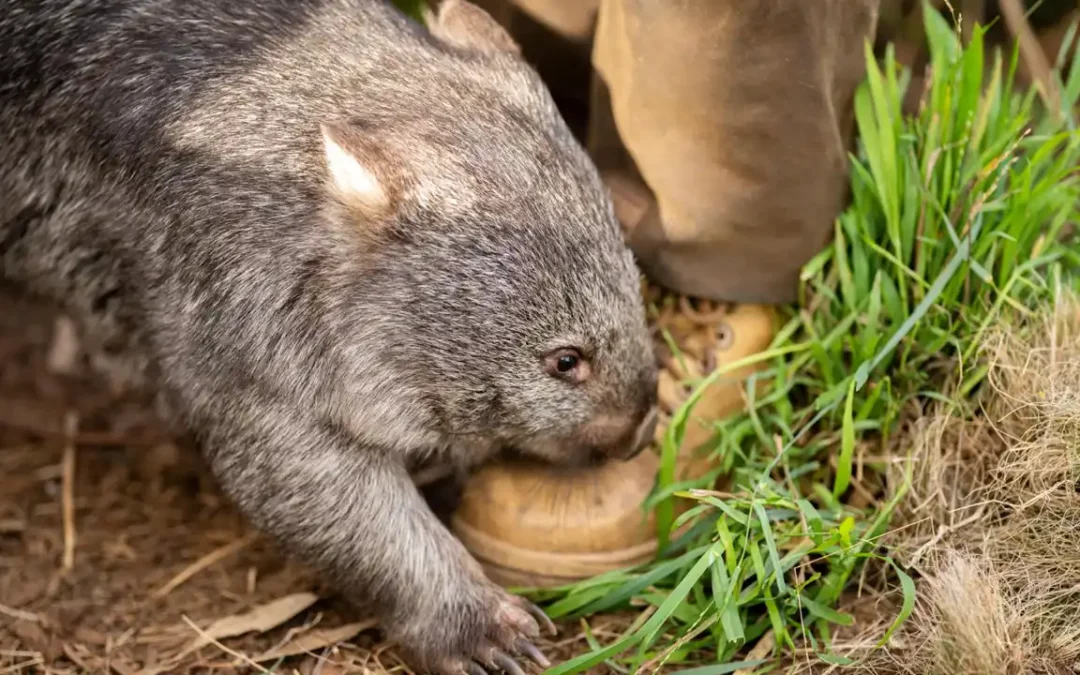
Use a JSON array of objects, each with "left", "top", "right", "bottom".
[{"left": 0, "top": 0, "right": 657, "bottom": 671}]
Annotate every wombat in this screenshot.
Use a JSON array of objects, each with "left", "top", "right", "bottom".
[{"left": 0, "top": 0, "right": 659, "bottom": 672}]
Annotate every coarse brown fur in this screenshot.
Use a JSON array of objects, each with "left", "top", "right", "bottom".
[{"left": 0, "top": 0, "right": 658, "bottom": 671}]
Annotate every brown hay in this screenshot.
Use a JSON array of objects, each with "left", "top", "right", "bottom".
[{"left": 842, "top": 293, "right": 1080, "bottom": 674}]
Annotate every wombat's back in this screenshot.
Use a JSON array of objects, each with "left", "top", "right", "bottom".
[
  {"left": 0, "top": 0, "right": 420, "bottom": 130},
  {"left": 0, "top": 0, "right": 434, "bottom": 298},
  {"left": 0, "top": 0, "right": 431, "bottom": 187},
  {"left": 0, "top": 0, "right": 443, "bottom": 371}
]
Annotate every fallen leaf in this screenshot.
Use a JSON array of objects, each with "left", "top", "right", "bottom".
[
  {"left": 253, "top": 620, "right": 377, "bottom": 662},
  {"left": 184, "top": 592, "right": 320, "bottom": 652}
]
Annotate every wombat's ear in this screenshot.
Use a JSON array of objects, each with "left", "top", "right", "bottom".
[
  {"left": 319, "top": 122, "right": 400, "bottom": 220},
  {"left": 424, "top": 0, "right": 520, "bottom": 56}
]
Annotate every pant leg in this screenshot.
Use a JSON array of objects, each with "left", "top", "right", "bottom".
[{"left": 591, "top": 0, "right": 881, "bottom": 304}]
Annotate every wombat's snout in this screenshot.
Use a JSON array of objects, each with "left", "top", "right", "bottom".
[
  {"left": 612, "top": 368, "right": 661, "bottom": 461},
  {"left": 581, "top": 384, "right": 660, "bottom": 463},
  {"left": 621, "top": 405, "right": 659, "bottom": 461}
]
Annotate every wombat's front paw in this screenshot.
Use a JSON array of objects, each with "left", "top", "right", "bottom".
[{"left": 396, "top": 583, "right": 557, "bottom": 675}]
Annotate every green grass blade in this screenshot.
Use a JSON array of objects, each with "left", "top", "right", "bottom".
[{"left": 833, "top": 380, "right": 857, "bottom": 498}]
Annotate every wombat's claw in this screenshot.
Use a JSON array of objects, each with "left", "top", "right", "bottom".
[
  {"left": 458, "top": 655, "right": 526, "bottom": 675},
  {"left": 490, "top": 651, "right": 527, "bottom": 675},
  {"left": 521, "top": 601, "right": 557, "bottom": 637},
  {"left": 514, "top": 638, "right": 550, "bottom": 668}
]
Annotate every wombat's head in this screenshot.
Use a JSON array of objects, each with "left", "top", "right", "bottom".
[{"left": 320, "top": 0, "right": 658, "bottom": 466}]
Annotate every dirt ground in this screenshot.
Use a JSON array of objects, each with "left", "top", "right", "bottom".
[{"left": 0, "top": 286, "right": 633, "bottom": 674}]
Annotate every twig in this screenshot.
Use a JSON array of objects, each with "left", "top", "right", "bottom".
[
  {"left": 907, "top": 506, "right": 986, "bottom": 567},
  {"left": 0, "top": 602, "right": 43, "bottom": 623},
  {"left": 152, "top": 533, "right": 258, "bottom": 598},
  {"left": 180, "top": 615, "right": 271, "bottom": 674},
  {"left": 61, "top": 412, "right": 78, "bottom": 573},
  {"left": 260, "top": 611, "right": 324, "bottom": 659},
  {"left": 0, "top": 658, "right": 44, "bottom": 674},
  {"left": 734, "top": 630, "right": 776, "bottom": 675},
  {"left": 62, "top": 643, "right": 95, "bottom": 673},
  {"left": 999, "top": 0, "right": 1062, "bottom": 120}
]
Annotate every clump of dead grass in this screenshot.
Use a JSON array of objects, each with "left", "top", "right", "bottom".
[{"left": 853, "top": 294, "right": 1080, "bottom": 674}]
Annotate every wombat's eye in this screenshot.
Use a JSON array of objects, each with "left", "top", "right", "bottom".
[
  {"left": 545, "top": 347, "right": 590, "bottom": 383},
  {"left": 557, "top": 354, "right": 578, "bottom": 372}
]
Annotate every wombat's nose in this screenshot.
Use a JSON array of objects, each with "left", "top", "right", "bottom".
[{"left": 623, "top": 405, "right": 659, "bottom": 461}]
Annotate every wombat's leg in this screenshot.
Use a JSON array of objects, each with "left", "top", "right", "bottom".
[{"left": 204, "top": 421, "right": 552, "bottom": 674}]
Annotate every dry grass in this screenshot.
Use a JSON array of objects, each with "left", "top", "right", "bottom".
[{"left": 829, "top": 293, "right": 1080, "bottom": 675}]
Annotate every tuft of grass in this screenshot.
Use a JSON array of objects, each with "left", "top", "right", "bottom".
[{"left": 530, "top": 4, "right": 1080, "bottom": 673}]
